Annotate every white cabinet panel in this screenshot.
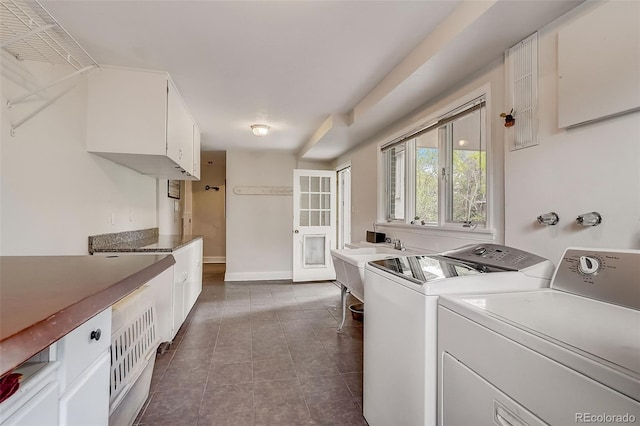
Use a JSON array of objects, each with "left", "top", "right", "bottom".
[
  {"left": 59, "top": 353, "right": 110, "bottom": 426},
  {"left": 558, "top": 1, "right": 640, "bottom": 127},
  {"left": 57, "top": 308, "right": 111, "bottom": 392},
  {"left": 86, "top": 67, "right": 167, "bottom": 156},
  {"left": 167, "top": 80, "right": 194, "bottom": 173},
  {"left": 148, "top": 267, "right": 174, "bottom": 344},
  {"left": 1, "top": 382, "right": 58, "bottom": 426},
  {"left": 184, "top": 239, "right": 203, "bottom": 315},
  {"left": 192, "top": 124, "right": 201, "bottom": 180}
]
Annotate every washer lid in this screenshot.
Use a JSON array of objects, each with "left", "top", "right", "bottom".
[
  {"left": 449, "top": 290, "right": 640, "bottom": 376},
  {"left": 368, "top": 255, "right": 493, "bottom": 285}
]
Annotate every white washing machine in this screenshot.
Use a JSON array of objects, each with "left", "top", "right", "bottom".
[
  {"left": 363, "top": 244, "right": 554, "bottom": 426},
  {"left": 437, "top": 247, "right": 640, "bottom": 425}
]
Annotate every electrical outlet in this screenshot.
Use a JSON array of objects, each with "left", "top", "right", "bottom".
[{"left": 110, "top": 212, "right": 115, "bottom": 225}]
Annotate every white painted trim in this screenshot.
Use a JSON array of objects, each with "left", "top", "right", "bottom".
[
  {"left": 224, "top": 270, "right": 293, "bottom": 282},
  {"left": 375, "top": 222, "right": 496, "bottom": 239},
  {"left": 203, "top": 256, "right": 226, "bottom": 264},
  {"left": 335, "top": 160, "right": 351, "bottom": 172}
]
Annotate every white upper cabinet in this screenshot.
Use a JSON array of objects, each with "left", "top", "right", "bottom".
[
  {"left": 192, "top": 123, "right": 201, "bottom": 180},
  {"left": 86, "top": 66, "right": 200, "bottom": 180}
]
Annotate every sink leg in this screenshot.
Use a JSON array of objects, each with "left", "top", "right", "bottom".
[{"left": 338, "top": 284, "right": 348, "bottom": 332}]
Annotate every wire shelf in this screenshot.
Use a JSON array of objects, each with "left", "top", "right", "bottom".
[{"left": 0, "top": 0, "right": 97, "bottom": 69}]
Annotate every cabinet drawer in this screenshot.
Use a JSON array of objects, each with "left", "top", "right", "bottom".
[
  {"left": 1, "top": 381, "right": 58, "bottom": 426},
  {"left": 57, "top": 308, "right": 111, "bottom": 392}
]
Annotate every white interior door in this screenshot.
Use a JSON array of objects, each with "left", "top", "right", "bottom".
[{"left": 293, "top": 169, "right": 336, "bottom": 282}]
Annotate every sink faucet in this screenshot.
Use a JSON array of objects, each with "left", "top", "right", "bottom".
[{"left": 393, "top": 239, "right": 405, "bottom": 251}]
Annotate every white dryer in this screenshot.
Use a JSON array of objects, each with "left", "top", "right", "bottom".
[
  {"left": 437, "top": 247, "right": 640, "bottom": 425},
  {"left": 363, "top": 244, "right": 554, "bottom": 426}
]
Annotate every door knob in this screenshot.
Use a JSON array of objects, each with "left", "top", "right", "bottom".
[{"left": 294, "top": 230, "right": 299, "bottom": 234}]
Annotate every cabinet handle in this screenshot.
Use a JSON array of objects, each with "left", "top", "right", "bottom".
[{"left": 90, "top": 328, "right": 102, "bottom": 341}]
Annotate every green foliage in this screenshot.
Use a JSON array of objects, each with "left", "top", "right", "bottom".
[
  {"left": 416, "top": 148, "right": 439, "bottom": 223},
  {"left": 415, "top": 147, "right": 486, "bottom": 224},
  {"left": 452, "top": 150, "right": 486, "bottom": 223}
]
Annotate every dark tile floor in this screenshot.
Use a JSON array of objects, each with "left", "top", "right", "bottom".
[{"left": 136, "top": 264, "right": 366, "bottom": 425}]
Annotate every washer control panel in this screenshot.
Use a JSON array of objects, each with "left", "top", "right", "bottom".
[
  {"left": 443, "top": 243, "right": 548, "bottom": 271},
  {"left": 553, "top": 248, "right": 640, "bottom": 310}
]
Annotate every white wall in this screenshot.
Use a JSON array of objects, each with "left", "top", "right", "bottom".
[
  {"left": 0, "top": 58, "right": 171, "bottom": 255},
  {"left": 336, "top": 57, "right": 505, "bottom": 253},
  {"left": 504, "top": 2, "right": 640, "bottom": 263},
  {"left": 336, "top": 142, "right": 379, "bottom": 249},
  {"left": 157, "top": 179, "right": 182, "bottom": 235},
  {"left": 225, "top": 150, "right": 297, "bottom": 280},
  {"left": 193, "top": 151, "right": 227, "bottom": 262}
]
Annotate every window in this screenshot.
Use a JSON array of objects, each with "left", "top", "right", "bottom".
[
  {"left": 383, "top": 144, "right": 406, "bottom": 221},
  {"left": 383, "top": 95, "right": 487, "bottom": 228}
]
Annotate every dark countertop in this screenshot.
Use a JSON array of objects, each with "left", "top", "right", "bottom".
[
  {"left": 89, "top": 232, "right": 202, "bottom": 254},
  {"left": 0, "top": 254, "right": 175, "bottom": 376}
]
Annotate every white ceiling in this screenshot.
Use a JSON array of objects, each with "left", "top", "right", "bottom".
[{"left": 40, "top": 0, "right": 581, "bottom": 161}]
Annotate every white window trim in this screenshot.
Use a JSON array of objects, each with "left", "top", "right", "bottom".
[{"left": 377, "top": 84, "right": 494, "bottom": 236}]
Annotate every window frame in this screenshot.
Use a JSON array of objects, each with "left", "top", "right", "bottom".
[{"left": 380, "top": 87, "right": 492, "bottom": 233}]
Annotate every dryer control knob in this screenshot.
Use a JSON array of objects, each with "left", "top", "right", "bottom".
[
  {"left": 473, "top": 246, "right": 487, "bottom": 256},
  {"left": 578, "top": 256, "right": 600, "bottom": 275}
]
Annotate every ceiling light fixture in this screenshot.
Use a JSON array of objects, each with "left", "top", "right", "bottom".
[{"left": 251, "top": 124, "right": 270, "bottom": 137}]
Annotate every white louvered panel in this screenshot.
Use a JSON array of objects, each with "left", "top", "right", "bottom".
[{"left": 506, "top": 32, "right": 538, "bottom": 151}]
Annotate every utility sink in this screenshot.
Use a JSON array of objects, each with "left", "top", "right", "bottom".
[
  {"left": 331, "top": 246, "right": 399, "bottom": 302},
  {"left": 331, "top": 246, "right": 403, "bottom": 331}
]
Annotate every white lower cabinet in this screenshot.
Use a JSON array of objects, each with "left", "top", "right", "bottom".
[
  {"left": 1, "top": 309, "right": 112, "bottom": 426},
  {"left": 0, "top": 363, "right": 59, "bottom": 426},
  {"left": 171, "top": 277, "right": 186, "bottom": 339},
  {"left": 170, "top": 239, "right": 203, "bottom": 339},
  {"left": 58, "top": 353, "right": 110, "bottom": 426},
  {"left": 94, "top": 239, "right": 203, "bottom": 344},
  {"left": 57, "top": 308, "right": 112, "bottom": 426}
]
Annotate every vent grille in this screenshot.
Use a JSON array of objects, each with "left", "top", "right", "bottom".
[
  {"left": 109, "top": 287, "right": 158, "bottom": 406},
  {"left": 506, "top": 32, "right": 538, "bottom": 151}
]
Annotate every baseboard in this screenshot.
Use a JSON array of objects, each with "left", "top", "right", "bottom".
[
  {"left": 203, "top": 256, "right": 226, "bottom": 263},
  {"left": 224, "top": 270, "right": 293, "bottom": 282}
]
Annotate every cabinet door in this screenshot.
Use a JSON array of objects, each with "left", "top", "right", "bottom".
[
  {"left": 166, "top": 80, "right": 194, "bottom": 175},
  {"left": 191, "top": 124, "right": 201, "bottom": 180},
  {"left": 59, "top": 352, "right": 110, "bottom": 426},
  {"left": 182, "top": 240, "right": 203, "bottom": 318},
  {"left": 2, "top": 382, "right": 58, "bottom": 426},
  {"left": 172, "top": 280, "right": 185, "bottom": 340}
]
